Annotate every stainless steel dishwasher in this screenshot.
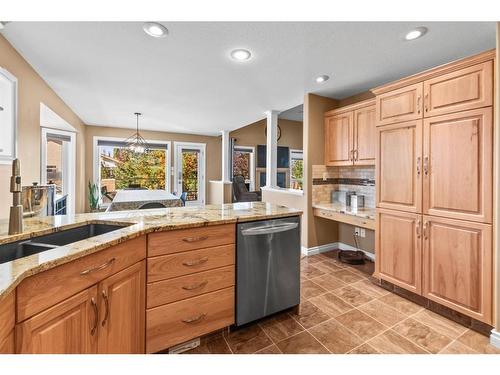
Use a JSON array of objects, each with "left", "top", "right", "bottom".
[{"left": 236, "top": 216, "right": 301, "bottom": 326}]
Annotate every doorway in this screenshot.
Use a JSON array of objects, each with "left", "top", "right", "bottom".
[
  {"left": 174, "top": 142, "right": 206, "bottom": 206},
  {"left": 41, "top": 128, "right": 76, "bottom": 214}
]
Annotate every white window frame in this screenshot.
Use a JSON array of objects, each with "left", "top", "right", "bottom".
[
  {"left": 93, "top": 136, "right": 171, "bottom": 206},
  {"left": 41, "top": 128, "right": 76, "bottom": 215},
  {"left": 232, "top": 145, "right": 255, "bottom": 191},
  {"left": 173, "top": 141, "right": 206, "bottom": 206},
  {"left": 0, "top": 67, "right": 18, "bottom": 164},
  {"left": 289, "top": 149, "right": 304, "bottom": 191}
]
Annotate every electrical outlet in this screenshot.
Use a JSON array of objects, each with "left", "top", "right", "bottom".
[
  {"left": 354, "top": 227, "right": 361, "bottom": 236},
  {"left": 322, "top": 172, "right": 328, "bottom": 181},
  {"left": 360, "top": 228, "right": 366, "bottom": 238}
]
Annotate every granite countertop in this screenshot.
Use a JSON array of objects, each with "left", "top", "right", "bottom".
[
  {"left": 312, "top": 202, "right": 375, "bottom": 220},
  {"left": 0, "top": 202, "right": 301, "bottom": 300}
]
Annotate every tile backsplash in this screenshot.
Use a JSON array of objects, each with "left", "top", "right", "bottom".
[{"left": 312, "top": 165, "right": 375, "bottom": 208}]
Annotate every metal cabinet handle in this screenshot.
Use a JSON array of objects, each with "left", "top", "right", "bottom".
[
  {"left": 182, "top": 236, "right": 208, "bottom": 243},
  {"left": 182, "top": 313, "right": 206, "bottom": 324},
  {"left": 101, "top": 290, "right": 109, "bottom": 327},
  {"left": 423, "top": 221, "right": 428, "bottom": 240},
  {"left": 354, "top": 149, "right": 359, "bottom": 161},
  {"left": 90, "top": 297, "right": 98, "bottom": 336},
  {"left": 424, "top": 93, "right": 429, "bottom": 112},
  {"left": 182, "top": 281, "right": 208, "bottom": 291},
  {"left": 416, "top": 220, "right": 421, "bottom": 239},
  {"left": 423, "top": 156, "right": 429, "bottom": 176},
  {"left": 417, "top": 96, "right": 421, "bottom": 114},
  {"left": 182, "top": 257, "right": 209, "bottom": 267},
  {"left": 80, "top": 257, "right": 116, "bottom": 276},
  {"left": 241, "top": 222, "right": 298, "bottom": 236},
  {"left": 416, "top": 157, "right": 421, "bottom": 176}
]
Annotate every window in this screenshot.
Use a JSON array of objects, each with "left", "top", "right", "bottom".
[
  {"left": 94, "top": 138, "right": 170, "bottom": 205},
  {"left": 174, "top": 142, "right": 206, "bottom": 205},
  {"left": 232, "top": 146, "right": 255, "bottom": 191},
  {"left": 290, "top": 149, "right": 303, "bottom": 190}
]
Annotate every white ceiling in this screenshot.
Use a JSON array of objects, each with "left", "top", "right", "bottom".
[{"left": 1, "top": 22, "right": 496, "bottom": 135}]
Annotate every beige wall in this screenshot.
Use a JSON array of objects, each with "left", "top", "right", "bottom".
[
  {"left": 303, "top": 93, "right": 338, "bottom": 248},
  {"left": 0, "top": 35, "right": 87, "bottom": 219},
  {"left": 84, "top": 125, "right": 221, "bottom": 210}
]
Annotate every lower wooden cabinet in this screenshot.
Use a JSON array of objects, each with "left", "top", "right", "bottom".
[
  {"left": 376, "top": 209, "right": 422, "bottom": 294},
  {"left": 422, "top": 216, "right": 492, "bottom": 324},
  {"left": 16, "top": 261, "right": 146, "bottom": 354},
  {"left": 97, "top": 260, "right": 146, "bottom": 354},
  {"left": 0, "top": 331, "right": 14, "bottom": 354},
  {"left": 16, "top": 287, "right": 98, "bottom": 354}
]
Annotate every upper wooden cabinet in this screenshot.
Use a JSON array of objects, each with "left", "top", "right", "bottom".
[
  {"left": 422, "top": 215, "right": 492, "bottom": 324},
  {"left": 324, "top": 100, "right": 375, "bottom": 166},
  {"left": 16, "top": 287, "right": 98, "bottom": 354},
  {"left": 324, "top": 111, "right": 353, "bottom": 166},
  {"left": 423, "top": 61, "right": 493, "bottom": 117},
  {"left": 423, "top": 108, "right": 492, "bottom": 223},
  {"left": 97, "top": 261, "right": 146, "bottom": 354},
  {"left": 376, "top": 120, "right": 422, "bottom": 213},
  {"left": 376, "top": 83, "right": 423, "bottom": 126},
  {"left": 376, "top": 209, "right": 422, "bottom": 295}
]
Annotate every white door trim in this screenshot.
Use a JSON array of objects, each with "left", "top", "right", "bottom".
[
  {"left": 41, "top": 128, "right": 76, "bottom": 215},
  {"left": 173, "top": 141, "right": 206, "bottom": 205}
]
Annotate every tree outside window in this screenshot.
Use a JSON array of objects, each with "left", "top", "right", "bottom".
[{"left": 290, "top": 150, "right": 303, "bottom": 190}]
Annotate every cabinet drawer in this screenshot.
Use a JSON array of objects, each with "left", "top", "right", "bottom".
[
  {"left": 376, "top": 83, "right": 423, "bottom": 126},
  {"left": 146, "top": 286, "right": 234, "bottom": 353},
  {"left": 147, "top": 265, "right": 234, "bottom": 308},
  {"left": 17, "top": 236, "right": 146, "bottom": 322},
  {"left": 148, "top": 224, "right": 235, "bottom": 257},
  {"left": 0, "top": 292, "right": 15, "bottom": 344},
  {"left": 423, "top": 61, "right": 492, "bottom": 117},
  {"left": 148, "top": 244, "right": 234, "bottom": 283}
]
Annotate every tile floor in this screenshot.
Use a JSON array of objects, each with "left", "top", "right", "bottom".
[{"left": 185, "top": 250, "right": 500, "bottom": 354}]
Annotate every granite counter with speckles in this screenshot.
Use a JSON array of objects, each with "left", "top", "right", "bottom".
[{"left": 0, "top": 202, "right": 301, "bottom": 300}]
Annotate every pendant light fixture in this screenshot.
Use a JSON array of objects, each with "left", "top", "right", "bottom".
[{"left": 125, "top": 112, "right": 150, "bottom": 153}]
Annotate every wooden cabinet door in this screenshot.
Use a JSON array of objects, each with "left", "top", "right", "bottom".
[
  {"left": 353, "top": 105, "right": 376, "bottom": 165},
  {"left": 422, "top": 216, "right": 492, "bottom": 324},
  {"left": 423, "top": 108, "right": 492, "bottom": 223},
  {"left": 376, "top": 209, "right": 422, "bottom": 294},
  {"left": 0, "top": 331, "right": 14, "bottom": 354},
  {"left": 16, "top": 287, "right": 98, "bottom": 354},
  {"left": 98, "top": 261, "right": 145, "bottom": 354},
  {"left": 423, "top": 61, "right": 493, "bottom": 117},
  {"left": 376, "top": 83, "right": 423, "bottom": 126},
  {"left": 324, "top": 112, "right": 353, "bottom": 166},
  {"left": 376, "top": 120, "right": 423, "bottom": 213}
]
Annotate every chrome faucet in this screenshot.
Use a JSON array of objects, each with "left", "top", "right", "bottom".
[{"left": 8, "top": 158, "right": 23, "bottom": 235}]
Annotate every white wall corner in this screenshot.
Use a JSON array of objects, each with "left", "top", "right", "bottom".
[
  {"left": 265, "top": 109, "right": 279, "bottom": 188},
  {"left": 491, "top": 329, "right": 500, "bottom": 349},
  {"left": 302, "top": 241, "right": 375, "bottom": 261}
]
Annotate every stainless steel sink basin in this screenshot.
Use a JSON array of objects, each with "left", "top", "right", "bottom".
[{"left": 0, "top": 223, "right": 128, "bottom": 264}]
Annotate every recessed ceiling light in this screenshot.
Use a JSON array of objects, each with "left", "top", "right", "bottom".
[
  {"left": 143, "top": 22, "right": 168, "bottom": 38},
  {"left": 230, "top": 49, "right": 252, "bottom": 61},
  {"left": 315, "top": 75, "right": 330, "bottom": 83},
  {"left": 405, "top": 27, "right": 427, "bottom": 41}
]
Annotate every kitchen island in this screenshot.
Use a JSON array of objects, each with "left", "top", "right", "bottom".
[{"left": 0, "top": 202, "right": 301, "bottom": 354}]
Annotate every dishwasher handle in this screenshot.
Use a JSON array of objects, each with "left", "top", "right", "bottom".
[{"left": 241, "top": 222, "right": 298, "bottom": 236}]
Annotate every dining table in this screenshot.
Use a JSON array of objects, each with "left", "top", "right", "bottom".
[{"left": 106, "top": 189, "right": 183, "bottom": 212}]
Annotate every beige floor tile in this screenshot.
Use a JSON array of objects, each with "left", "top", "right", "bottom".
[
  {"left": 304, "top": 254, "right": 325, "bottom": 264},
  {"left": 255, "top": 344, "right": 282, "bottom": 354},
  {"left": 332, "top": 269, "right": 365, "bottom": 284},
  {"left": 308, "top": 274, "right": 346, "bottom": 291},
  {"left": 309, "top": 292, "right": 354, "bottom": 317},
  {"left": 288, "top": 300, "right": 330, "bottom": 329},
  {"left": 224, "top": 325, "right": 273, "bottom": 354},
  {"left": 412, "top": 309, "right": 468, "bottom": 340},
  {"left": 350, "top": 279, "right": 390, "bottom": 298},
  {"left": 276, "top": 331, "right": 329, "bottom": 354},
  {"left": 300, "top": 280, "right": 327, "bottom": 300},
  {"left": 368, "top": 330, "right": 428, "bottom": 354},
  {"left": 393, "top": 318, "right": 452, "bottom": 354},
  {"left": 185, "top": 336, "right": 232, "bottom": 354},
  {"left": 332, "top": 285, "right": 374, "bottom": 307},
  {"left": 335, "top": 309, "right": 387, "bottom": 341},
  {"left": 358, "top": 299, "right": 407, "bottom": 327},
  {"left": 378, "top": 293, "right": 423, "bottom": 315},
  {"left": 348, "top": 343, "right": 380, "bottom": 354},
  {"left": 457, "top": 329, "right": 500, "bottom": 354},
  {"left": 314, "top": 260, "right": 345, "bottom": 273},
  {"left": 259, "top": 313, "right": 304, "bottom": 343},
  {"left": 301, "top": 263, "right": 326, "bottom": 279},
  {"left": 309, "top": 319, "right": 363, "bottom": 354},
  {"left": 439, "top": 340, "right": 479, "bottom": 354}
]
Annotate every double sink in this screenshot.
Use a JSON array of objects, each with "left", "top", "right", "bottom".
[{"left": 0, "top": 223, "right": 128, "bottom": 264}]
